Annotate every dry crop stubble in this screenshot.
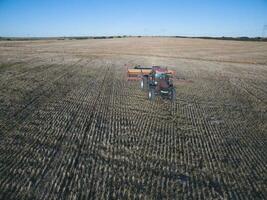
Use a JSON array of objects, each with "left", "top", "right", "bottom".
[{"left": 0, "top": 38, "right": 266, "bottom": 199}]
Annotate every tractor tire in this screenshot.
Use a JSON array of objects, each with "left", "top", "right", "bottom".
[
  {"left": 148, "top": 88, "right": 155, "bottom": 101},
  {"left": 170, "top": 88, "right": 176, "bottom": 101},
  {"left": 140, "top": 77, "right": 148, "bottom": 90}
]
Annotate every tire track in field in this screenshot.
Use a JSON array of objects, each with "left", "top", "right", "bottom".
[
  {"left": 59, "top": 66, "right": 112, "bottom": 199},
  {"left": 230, "top": 78, "right": 266, "bottom": 104},
  {"left": 35, "top": 64, "right": 111, "bottom": 199}
]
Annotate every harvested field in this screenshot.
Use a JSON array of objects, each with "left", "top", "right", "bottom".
[{"left": 0, "top": 37, "right": 266, "bottom": 199}]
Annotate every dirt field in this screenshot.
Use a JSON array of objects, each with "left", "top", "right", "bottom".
[{"left": 0, "top": 37, "right": 266, "bottom": 199}]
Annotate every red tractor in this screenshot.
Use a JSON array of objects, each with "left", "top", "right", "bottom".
[{"left": 140, "top": 66, "right": 176, "bottom": 101}]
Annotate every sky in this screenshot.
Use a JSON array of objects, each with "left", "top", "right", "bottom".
[{"left": 0, "top": 0, "right": 266, "bottom": 37}]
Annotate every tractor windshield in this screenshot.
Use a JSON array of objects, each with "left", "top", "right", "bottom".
[{"left": 155, "top": 73, "right": 170, "bottom": 79}]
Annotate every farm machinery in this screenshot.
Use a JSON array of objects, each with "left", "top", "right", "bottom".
[{"left": 126, "top": 65, "right": 176, "bottom": 101}]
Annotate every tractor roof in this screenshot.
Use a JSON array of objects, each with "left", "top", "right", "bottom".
[{"left": 152, "top": 66, "right": 168, "bottom": 74}]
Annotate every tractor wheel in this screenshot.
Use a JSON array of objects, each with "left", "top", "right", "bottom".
[
  {"left": 140, "top": 77, "right": 147, "bottom": 90},
  {"left": 170, "top": 88, "right": 176, "bottom": 101},
  {"left": 148, "top": 88, "right": 155, "bottom": 101}
]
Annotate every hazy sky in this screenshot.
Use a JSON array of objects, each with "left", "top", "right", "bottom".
[{"left": 0, "top": 0, "right": 266, "bottom": 37}]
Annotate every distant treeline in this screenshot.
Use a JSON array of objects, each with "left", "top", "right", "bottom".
[
  {"left": 0, "top": 35, "right": 266, "bottom": 42},
  {"left": 174, "top": 36, "right": 267, "bottom": 42},
  {"left": 0, "top": 35, "right": 130, "bottom": 41}
]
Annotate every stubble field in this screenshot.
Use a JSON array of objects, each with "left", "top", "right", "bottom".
[{"left": 0, "top": 37, "right": 266, "bottom": 199}]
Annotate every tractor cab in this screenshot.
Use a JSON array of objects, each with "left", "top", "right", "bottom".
[{"left": 140, "top": 66, "right": 176, "bottom": 101}]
